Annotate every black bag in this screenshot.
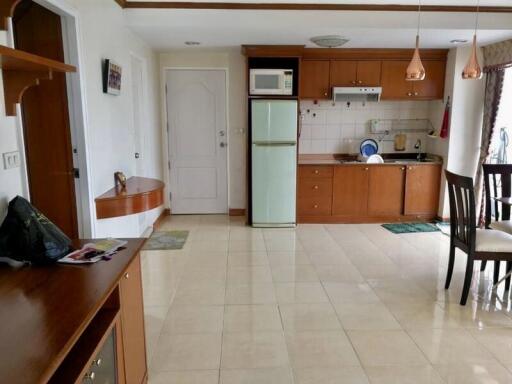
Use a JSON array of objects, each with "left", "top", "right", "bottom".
[{"left": 0, "top": 196, "right": 72, "bottom": 265}]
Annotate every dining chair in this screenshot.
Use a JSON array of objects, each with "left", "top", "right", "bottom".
[
  {"left": 482, "top": 164, "right": 512, "bottom": 289},
  {"left": 445, "top": 170, "right": 512, "bottom": 305}
]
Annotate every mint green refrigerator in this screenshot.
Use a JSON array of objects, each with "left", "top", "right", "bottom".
[{"left": 251, "top": 100, "right": 297, "bottom": 227}]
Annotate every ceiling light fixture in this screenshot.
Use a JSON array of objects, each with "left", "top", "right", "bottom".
[
  {"left": 462, "top": 0, "right": 483, "bottom": 80},
  {"left": 184, "top": 41, "right": 201, "bottom": 46},
  {"left": 406, "top": 0, "right": 426, "bottom": 81},
  {"left": 310, "top": 35, "right": 349, "bottom": 48}
]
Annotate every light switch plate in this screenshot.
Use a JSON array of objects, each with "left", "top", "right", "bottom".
[{"left": 3, "top": 151, "right": 21, "bottom": 170}]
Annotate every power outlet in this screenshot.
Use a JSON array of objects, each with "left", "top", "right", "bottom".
[{"left": 2, "top": 151, "right": 21, "bottom": 170}]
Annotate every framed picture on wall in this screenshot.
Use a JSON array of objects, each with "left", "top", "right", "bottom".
[{"left": 103, "top": 59, "right": 122, "bottom": 95}]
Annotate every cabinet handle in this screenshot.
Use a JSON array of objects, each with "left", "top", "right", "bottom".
[
  {"left": 125, "top": 273, "right": 129, "bottom": 279},
  {"left": 358, "top": 80, "right": 363, "bottom": 84},
  {"left": 408, "top": 167, "right": 413, "bottom": 170},
  {"left": 400, "top": 167, "right": 405, "bottom": 170},
  {"left": 414, "top": 92, "right": 418, "bottom": 96},
  {"left": 407, "top": 92, "right": 412, "bottom": 96},
  {"left": 84, "top": 372, "right": 95, "bottom": 381},
  {"left": 313, "top": 204, "right": 319, "bottom": 209},
  {"left": 313, "top": 185, "right": 319, "bottom": 190},
  {"left": 314, "top": 170, "right": 319, "bottom": 174},
  {"left": 351, "top": 80, "right": 357, "bottom": 85},
  {"left": 323, "top": 91, "right": 328, "bottom": 96},
  {"left": 364, "top": 167, "right": 369, "bottom": 171},
  {"left": 93, "top": 358, "right": 102, "bottom": 366}
]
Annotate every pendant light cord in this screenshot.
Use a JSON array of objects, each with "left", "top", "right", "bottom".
[
  {"left": 417, "top": 0, "right": 422, "bottom": 36},
  {"left": 474, "top": 0, "right": 480, "bottom": 34}
]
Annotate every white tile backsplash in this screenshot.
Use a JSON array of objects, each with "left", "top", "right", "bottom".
[{"left": 299, "top": 100, "right": 435, "bottom": 155}]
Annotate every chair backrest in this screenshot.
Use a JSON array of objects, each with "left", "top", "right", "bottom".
[
  {"left": 445, "top": 170, "right": 476, "bottom": 251},
  {"left": 482, "top": 164, "right": 512, "bottom": 227}
]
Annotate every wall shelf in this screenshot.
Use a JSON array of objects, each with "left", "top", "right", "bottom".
[
  {"left": 0, "top": 44, "right": 77, "bottom": 116},
  {"left": 95, "top": 177, "right": 165, "bottom": 219}
]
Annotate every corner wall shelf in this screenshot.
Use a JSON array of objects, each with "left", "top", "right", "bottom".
[
  {"left": 0, "top": 44, "right": 77, "bottom": 116},
  {"left": 95, "top": 177, "right": 165, "bottom": 219}
]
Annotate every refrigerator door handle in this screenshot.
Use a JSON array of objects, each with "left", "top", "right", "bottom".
[{"left": 253, "top": 142, "right": 296, "bottom": 147}]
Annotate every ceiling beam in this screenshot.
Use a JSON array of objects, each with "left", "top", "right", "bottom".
[{"left": 119, "top": 1, "right": 512, "bottom": 13}]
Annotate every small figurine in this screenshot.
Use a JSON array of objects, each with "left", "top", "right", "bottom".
[{"left": 114, "top": 171, "right": 127, "bottom": 189}]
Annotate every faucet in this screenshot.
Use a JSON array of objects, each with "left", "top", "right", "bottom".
[{"left": 415, "top": 139, "right": 422, "bottom": 161}]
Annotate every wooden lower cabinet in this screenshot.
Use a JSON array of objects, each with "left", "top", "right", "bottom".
[
  {"left": 368, "top": 165, "right": 405, "bottom": 215},
  {"left": 298, "top": 163, "right": 441, "bottom": 222},
  {"left": 404, "top": 164, "right": 442, "bottom": 216},
  {"left": 332, "top": 165, "right": 369, "bottom": 216},
  {"left": 120, "top": 254, "right": 147, "bottom": 384}
]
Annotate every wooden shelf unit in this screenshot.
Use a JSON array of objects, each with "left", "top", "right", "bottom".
[
  {"left": 0, "top": 44, "right": 76, "bottom": 116},
  {"left": 95, "top": 176, "right": 165, "bottom": 219}
]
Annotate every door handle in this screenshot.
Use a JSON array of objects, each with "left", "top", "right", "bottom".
[
  {"left": 220, "top": 142, "right": 227, "bottom": 148},
  {"left": 219, "top": 130, "right": 225, "bottom": 137},
  {"left": 135, "top": 152, "right": 140, "bottom": 159}
]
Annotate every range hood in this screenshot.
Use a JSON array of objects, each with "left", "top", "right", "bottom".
[{"left": 332, "top": 87, "right": 382, "bottom": 102}]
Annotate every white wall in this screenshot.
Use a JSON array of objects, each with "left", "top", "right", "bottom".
[
  {"left": 426, "top": 46, "right": 486, "bottom": 218},
  {"left": 0, "top": 32, "right": 24, "bottom": 222},
  {"left": 0, "top": 0, "right": 163, "bottom": 237},
  {"left": 160, "top": 49, "right": 247, "bottom": 210}
]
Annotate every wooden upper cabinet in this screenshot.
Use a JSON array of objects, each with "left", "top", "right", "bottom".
[
  {"left": 368, "top": 165, "right": 405, "bottom": 216},
  {"left": 404, "top": 164, "right": 442, "bottom": 217},
  {"left": 332, "top": 165, "right": 369, "bottom": 216},
  {"left": 330, "top": 61, "right": 358, "bottom": 86},
  {"left": 356, "top": 61, "right": 382, "bottom": 86},
  {"left": 380, "top": 61, "right": 411, "bottom": 100},
  {"left": 300, "top": 60, "right": 331, "bottom": 99},
  {"left": 120, "top": 254, "right": 147, "bottom": 384},
  {"left": 381, "top": 60, "right": 446, "bottom": 100},
  {"left": 330, "top": 60, "right": 381, "bottom": 87},
  {"left": 413, "top": 60, "right": 446, "bottom": 99}
]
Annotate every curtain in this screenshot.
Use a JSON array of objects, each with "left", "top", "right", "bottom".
[{"left": 475, "top": 69, "right": 505, "bottom": 225}]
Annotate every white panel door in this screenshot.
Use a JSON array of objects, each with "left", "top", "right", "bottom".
[{"left": 166, "top": 70, "right": 228, "bottom": 214}]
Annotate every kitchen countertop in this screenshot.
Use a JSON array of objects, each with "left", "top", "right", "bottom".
[{"left": 298, "top": 153, "right": 443, "bottom": 166}]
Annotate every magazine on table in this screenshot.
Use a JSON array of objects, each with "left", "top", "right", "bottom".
[{"left": 58, "top": 238, "right": 127, "bottom": 264}]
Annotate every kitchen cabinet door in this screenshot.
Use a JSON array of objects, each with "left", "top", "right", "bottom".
[
  {"left": 120, "top": 254, "right": 147, "bottom": 384},
  {"left": 330, "top": 60, "right": 358, "bottom": 87},
  {"left": 413, "top": 60, "right": 446, "bottom": 99},
  {"left": 300, "top": 60, "right": 331, "bottom": 99},
  {"left": 332, "top": 165, "right": 369, "bottom": 216},
  {"left": 404, "top": 164, "right": 442, "bottom": 217},
  {"left": 357, "top": 60, "right": 382, "bottom": 86},
  {"left": 368, "top": 165, "right": 405, "bottom": 216},
  {"left": 380, "top": 61, "right": 411, "bottom": 100}
]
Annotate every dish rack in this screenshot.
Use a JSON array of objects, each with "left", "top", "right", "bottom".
[{"left": 369, "top": 119, "right": 434, "bottom": 134}]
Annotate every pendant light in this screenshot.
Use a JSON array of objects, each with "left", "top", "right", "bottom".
[
  {"left": 406, "top": 0, "right": 426, "bottom": 81},
  {"left": 462, "top": 0, "right": 483, "bottom": 80}
]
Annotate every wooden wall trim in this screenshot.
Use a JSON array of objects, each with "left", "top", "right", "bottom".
[
  {"left": 114, "top": 0, "right": 127, "bottom": 7},
  {"left": 229, "top": 208, "right": 246, "bottom": 216},
  {"left": 242, "top": 45, "right": 448, "bottom": 60},
  {"left": 119, "top": 2, "right": 512, "bottom": 13},
  {"left": 154, "top": 208, "right": 171, "bottom": 228},
  {"left": 302, "top": 48, "right": 449, "bottom": 61}
]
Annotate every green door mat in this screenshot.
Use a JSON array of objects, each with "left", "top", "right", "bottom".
[
  {"left": 143, "top": 230, "right": 189, "bottom": 250},
  {"left": 382, "top": 222, "right": 440, "bottom": 234}
]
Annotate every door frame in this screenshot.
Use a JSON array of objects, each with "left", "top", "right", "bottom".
[
  {"left": 162, "top": 67, "right": 230, "bottom": 214},
  {"left": 10, "top": 0, "right": 95, "bottom": 237},
  {"left": 129, "top": 52, "right": 149, "bottom": 177}
]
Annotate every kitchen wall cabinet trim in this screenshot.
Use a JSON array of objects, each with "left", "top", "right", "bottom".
[
  {"left": 330, "top": 60, "right": 382, "bottom": 87},
  {"left": 302, "top": 48, "right": 448, "bottom": 61}
]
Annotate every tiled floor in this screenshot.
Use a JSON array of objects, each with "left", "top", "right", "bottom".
[{"left": 141, "top": 215, "right": 512, "bottom": 384}]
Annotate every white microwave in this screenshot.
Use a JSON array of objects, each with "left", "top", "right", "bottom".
[{"left": 250, "top": 69, "right": 293, "bottom": 95}]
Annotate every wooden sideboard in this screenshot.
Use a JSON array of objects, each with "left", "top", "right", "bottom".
[{"left": 0, "top": 238, "right": 147, "bottom": 384}]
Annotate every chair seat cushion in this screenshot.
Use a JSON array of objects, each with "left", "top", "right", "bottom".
[
  {"left": 489, "top": 220, "right": 512, "bottom": 235},
  {"left": 476, "top": 229, "right": 512, "bottom": 253}
]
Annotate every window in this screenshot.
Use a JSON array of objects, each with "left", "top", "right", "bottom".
[{"left": 489, "top": 67, "right": 512, "bottom": 163}]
